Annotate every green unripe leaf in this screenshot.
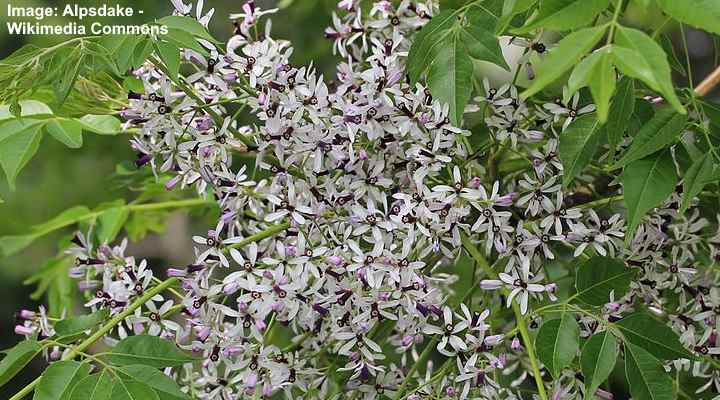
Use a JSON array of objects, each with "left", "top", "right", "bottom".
[
  {"left": 34, "top": 361, "right": 92, "bottom": 400},
  {"left": 581, "top": 330, "right": 618, "bottom": 397},
  {"left": 522, "top": 25, "right": 608, "bottom": 99},
  {"left": 574, "top": 256, "right": 634, "bottom": 306},
  {"left": 535, "top": 311, "right": 580, "bottom": 378},
  {"left": 109, "top": 335, "right": 196, "bottom": 368},
  {"left": 0, "top": 340, "right": 43, "bottom": 387},
  {"left": 616, "top": 313, "right": 693, "bottom": 360},
  {"left": 621, "top": 149, "right": 678, "bottom": 239},
  {"left": 624, "top": 343, "right": 675, "bottom": 400}
]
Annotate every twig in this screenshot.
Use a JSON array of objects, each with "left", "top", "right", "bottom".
[
  {"left": 695, "top": 65, "right": 720, "bottom": 97},
  {"left": 9, "top": 278, "right": 180, "bottom": 400}
]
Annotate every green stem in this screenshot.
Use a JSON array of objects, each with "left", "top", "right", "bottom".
[
  {"left": 226, "top": 222, "right": 291, "bottom": 250},
  {"left": 575, "top": 195, "right": 623, "bottom": 209},
  {"left": 393, "top": 251, "right": 487, "bottom": 400},
  {"left": 128, "top": 198, "right": 212, "bottom": 212},
  {"left": 9, "top": 278, "right": 180, "bottom": 400},
  {"left": 393, "top": 336, "right": 439, "bottom": 400},
  {"left": 149, "top": 56, "right": 255, "bottom": 148},
  {"left": 512, "top": 303, "right": 549, "bottom": 400},
  {"left": 461, "top": 234, "right": 548, "bottom": 400},
  {"left": 606, "top": 0, "right": 624, "bottom": 45}
]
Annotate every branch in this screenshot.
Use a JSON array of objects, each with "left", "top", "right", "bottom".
[
  {"left": 461, "top": 234, "right": 549, "bottom": 400},
  {"left": 695, "top": 65, "right": 720, "bottom": 98},
  {"left": 9, "top": 278, "right": 180, "bottom": 400}
]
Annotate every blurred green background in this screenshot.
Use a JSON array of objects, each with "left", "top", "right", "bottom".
[{"left": 0, "top": 0, "right": 718, "bottom": 398}]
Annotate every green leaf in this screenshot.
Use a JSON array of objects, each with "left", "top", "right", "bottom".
[
  {"left": 624, "top": 343, "right": 675, "bottom": 400},
  {"left": 535, "top": 311, "right": 580, "bottom": 378},
  {"left": 516, "top": 0, "right": 610, "bottom": 32},
  {"left": 521, "top": 25, "right": 608, "bottom": 98},
  {"left": 161, "top": 29, "right": 209, "bottom": 56},
  {"left": 567, "top": 52, "right": 604, "bottom": 96},
  {"left": 616, "top": 313, "right": 693, "bottom": 360},
  {"left": 157, "top": 16, "right": 219, "bottom": 44},
  {"left": 78, "top": 115, "right": 122, "bottom": 135},
  {"left": 606, "top": 78, "right": 636, "bottom": 150},
  {"left": 407, "top": 6, "right": 508, "bottom": 124},
  {"left": 117, "top": 365, "right": 188, "bottom": 400},
  {"left": 622, "top": 149, "right": 678, "bottom": 239},
  {"left": 108, "top": 335, "right": 196, "bottom": 368},
  {"left": 0, "top": 119, "right": 44, "bottom": 190},
  {"left": 34, "top": 361, "right": 92, "bottom": 400},
  {"left": 588, "top": 51, "right": 615, "bottom": 123},
  {"left": 132, "top": 40, "right": 153, "bottom": 70},
  {"left": 613, "top": 107, "right": 688, "bottom": 168},
  {"left": 155, "top": 41, "right": 181, "bottom": 79},
  {"left": 55, "top": 309, "right": 110, "bottom": 338},
  {"left": 47, "top": 260, "right": 76, "bottom": 319},
  {"left": 559, "top": 114, "right": 603, "bottom": 186},
  {"left": 0, "top": 100, "right": 53, "bottom": 121},
  {"left": 463, "top": 8, "right": 509, "bottom": 69},
  {"left": 0, "top": 340, "right": 43, "bottom": 387},
  {"left": 97, "top": 204, "right": 130, "bottom": 244},
  {"left": 46, "top": 119, "right": 83, "bottom": 149},
  {"left": 497, "top": 0, "right": 537, "bottom": 32},
  {"left": 612, "top": 27, "right": 685, "bottom": 114},
  {"left": 426, "top": 32, "right": 473, "bottom": 126},
  {"left": 110, "top": 36, "right": 142, "bottom": 73},
  {"left": 0, "top": 205, "right": 92, "bottom": 257},
  {"left": 574, "top": 256, "right": 634, "bottom": 306},
  {"left": 54, "top": 48, "right": 84, "bottom": 106},
  {"left": 125, "top": 211, "right": 167, "bottom": 241},
  {"left": 679, "top": 153, "right": 714, "bottom": 213},
  {"left": 581, "top": 331, "right": 618, "bottom": 396},
  {"left": 69, "top": 371, "right": 113, "bottom": 400},
  {"left": 407, "top": 10, "right": 458, "bottom": 84},
  {"left": 110, "top": 380, "right": 159, "bottom": 400},
  {"left": 655, "top": 0, "right": 720, "bottom": 35}
]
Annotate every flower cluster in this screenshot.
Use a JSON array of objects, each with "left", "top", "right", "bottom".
[{"left": 11, "top": 1, "right": 720, "bottom": 399}]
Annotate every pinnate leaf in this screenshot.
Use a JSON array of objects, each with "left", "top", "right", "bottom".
[
  {"left": 535, "top": 311, "right": 580, "bottom": 378},
  {"left": 0, "top": 119, "right": 44, "bottom": 190},
  {"left": 109, "top": 335, "right": 196, "bottom": 368},
  {"left": 408, "top": 10, "right": 459, "bottom": 84},
  {"left": 624, "top": 343, "right": 674, "bottom": 400},
  {"left": 55, "top": 309, "right": 110, "bottom": 338},
  {"left": 655, "top": 0, "right": 720, "bottom": 35},
  {"left": 621, "top": 149, "right": 678, "bottom": 240},
  {"left": 157, "top": 16, "right": 219, "bottom": 44},
  {"left": 606, "top": 78, "right": 636, "bottom": 150},
  {"left": 34, "top": 360, "right": 92, "bottom": 400},
  {"left": 521, "top": 25, "right": 607, "bottom": 98},
  {"left": 612, "top": 27, "right": 685, "bottom": 114},
  {"left": 616, "top": 313, "right": 693, "bottom": 360},
  {"left": 574, "top": 256, "right": 634, "bottom": 306},
  {"left": 0, "top": 340, "right": 43, "bottom": 387},
  {"left": 117, "top": 365, "right": 188, "bottom": 400},
  {"left": 613, "top": 107, "right": 687, "bottom": 168},
  {"left": 0, "top": 205, "right": 92, "bottom": 257},
  {"left": 69, "top": 371, "right": 113, "bottom": 400},
  {"left": 46, "top": 120, "right": 83, "bottom": 149},
  {"left": 680, "top": 153, "right": 714, "bottom": 213},
  {"left": 559, "top": 114, "right": 603, "bottom": 186},
  {"left": 426, "top": 33, "right": 473, "bottom": 126},
  {"left": 581, "top": 331, "right": 618, "bottom": 397},
  {"left": 516, "top": 0, "right": 610, "bottom": 32},
  {"left": 110, "top": 379, "right": 159, "bottom": 400}
]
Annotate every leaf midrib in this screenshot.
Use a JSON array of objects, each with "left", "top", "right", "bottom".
[
  {"left": 628, "top": 155, "right": 664, "bottom": 229},
  {"left": 626, "top": 345, "right": 660, "bottom": 400},
  {"left": 575, "top": 269, "right": 634, "bottom": 303}
]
